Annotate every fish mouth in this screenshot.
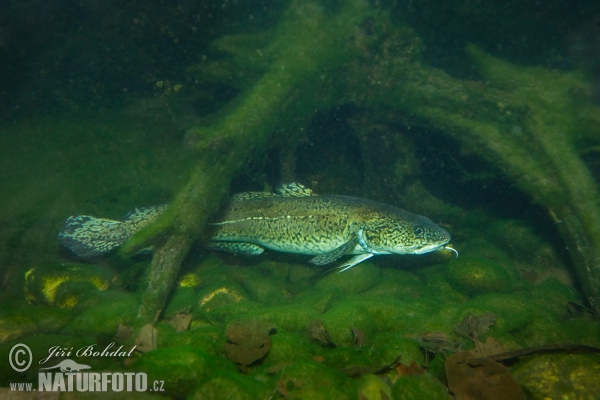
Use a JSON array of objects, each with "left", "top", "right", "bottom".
[{"left": 413, "top": 242, "right": 447, "bottom": 255}]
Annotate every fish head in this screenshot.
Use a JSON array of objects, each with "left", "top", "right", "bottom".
[{"left": 360, "top": 210, "right": 450, "bottom": 255}]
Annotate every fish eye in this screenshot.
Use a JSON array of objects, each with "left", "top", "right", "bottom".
[{"left": 413, "top": 226, "right": 424, "bottom": 237}]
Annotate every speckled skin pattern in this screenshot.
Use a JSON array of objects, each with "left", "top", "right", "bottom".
[{"left": 210, "top": 194, "right": 450, "bottom": 256}]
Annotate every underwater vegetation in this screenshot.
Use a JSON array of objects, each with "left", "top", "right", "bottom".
[{"left": 1, "top": 0, "right": 600, "bottom": 398}]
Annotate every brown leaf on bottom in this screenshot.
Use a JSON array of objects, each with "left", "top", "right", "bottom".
[
  {"left": 445, "top": 351, "right": 525, "bottom": 400},
  {"left": 134, "top": 323, "right": 158, "bottom": 353},
  {"left": 169, "top": 311, "right": 192, "bottom": 332},
  {"left": 225, "top": 320, "right": 275, "bottom": 367}
]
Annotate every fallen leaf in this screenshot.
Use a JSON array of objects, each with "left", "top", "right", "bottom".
[
  {"left": 417, "top": 331, "right": 460, "bottom": 355},
  {"left": 169, "top": 311, "right": 192, "bottom": 332},
  {"left": 454, "top": 313, "right": 497, "bottom": 341},
  {"left": 394, "top": 360, "right": 425, "bottom": 380},
  {"left": 134, "top": 323, "right": 158, "bottom": 353},
  {"left": 467, "top": 336, "right": 506, "bottom": 358},
  {"left": 308, "top": 320, "right": 336, "bottom": 348},
  {"left": 225, "top": 320, "right": 275, "bottom": 367},
  {"left": 446, "top": 351, "right": 525, "bottom": 400},
  {"left": 114, "top": 323, "right": 134, "bottom": 342},
  {"left": 352, "top": 327, "right": 366, "bottom": 346}
]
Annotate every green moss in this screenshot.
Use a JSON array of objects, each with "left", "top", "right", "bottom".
[
  {"left": 263, "top": 331, "right": 316, "bottom": 368},
  {"left": 62, "top": 293, "right": 139, "bottom": 338},
  {"left": 275, "top": 360, "right": 356, "bottom": 399},
  {"left": 529, "top": 278, "right": 581, "bottom": 316},
  {"left": 315, "top": 262, "right": 381, "bottom": 295},
  {"left": 512, "top": 354, "right": 600, "bottom": 399},
  {"left": 391, "top": 374, "right": 452, "bottom": 399},
  {"left": 362, "top": 268, "right": 424, "bottom": 299},
  {"left": 24, "top": 263, "right": 114, "bottom": 307},
  {"left": 323, "top": 346, "right": 376, "bottom": 373},
  {"left": 157, "top": 324, "right": 224, "bottom": 356},
  {"left": 0, "top": 300, "right": 71, "bottom": 343},
  {"left": 370, "top": 334, "right": 425, "bottom": 367},
  {"left": 292, "top": 289, "right": 337, "bottom": 314},
  {"left": 468, "top": 293, "right": 532, "bottom": 333},
  {"left": 134, "top": 346, "right": 235, "bottom": 398},
  {"left": 190, "top": 372, "right": 270, "bottom": 400},
  {"left": 162, "top": 287, "right": 199, "bottom": 319},
  {"left": 357, "top": 374, "right": 392, "bottom": 400},
  {"left": 446, "top": 257, "right": 512, "bottom": 296},
  {"left": 204, "top": 300, "right": 262, "bottom": 324},
  {"left": 246, "top": 304, "right": 320, "bottom": 333},
  {"left": 321, "top": 302, "right": 376, "bottom": 346},
  {"left": 231, "top": 268, "right": 290, "bottom": 306}
]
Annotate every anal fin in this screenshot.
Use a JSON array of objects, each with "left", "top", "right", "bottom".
[{"left": 208, "top": 242, "right": 265, "bottom": 256}]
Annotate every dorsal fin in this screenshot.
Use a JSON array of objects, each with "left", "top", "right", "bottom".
[
  {"left": 231, "top": 191, "right": 279, "bottom": 202},
  {"left": 277, "top": 183, "right": 315, "bottom": 197}
]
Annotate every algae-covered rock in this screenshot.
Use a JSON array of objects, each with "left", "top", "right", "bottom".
[
  {"left": 0, "top": 299, "right": 71, "bottom": 343},
  {"left": 62, "top": 292, "right": 139, "bottom": 338},
  {"left": 370, "top": 333, "right": 425, "bottom": 367},
  {"left": 512, "top": 354, "right": 600, "bottom": 400},
  {"left": 134, "top": 346, "right": 237, "bottom": 398},
  {"left": 24, "top": 263, "right": 114, "bottom": 308},
  {"left": 159, "top": 324, "right": 223, "bottom": 355},
  {"left": 190, "top": 372, "right": 271, "bottom": 400},
  {"left": 391, "top": 374, "right": 452, "bottom": 399},
  {"left": 362, "top": 268, "right": 425, "bottom": 300},
  {"left": 247, "top": 304, "right": 320, "bottom": 333},
  {"left": 162, "top": 286, "right": 199, "bottom": 319},
  {"left": 324, "top": 346, "right": 378, "bottom": 374},
  {"left": 446, "top": 257, "right": 512, "bottom": 296},
  {"left": 464, "top": 293, "right": 532, "bottom": 333},
  {"left": 275, "top": 360, "right": 356, "bottom": 399},
  {"left": 315, "top": 262, "right": 381, "bottom": 295},
  {"left": 357, "top": 374, "right": 392, "bottom": 400},
  {"left": 320, "top": 302, "right": 376, "bottom": 346},
  {"left": 197, "top": 282, "right": 249, "bottom": 314},
  {"left": 529, "top": 278, "right": 581, "bottom": 316},
  {"left": 231, "top": 268, "right": 290, "bottom": 306},
  {"left": 263, "top": 331, "right": 317, "bottom": 368}
]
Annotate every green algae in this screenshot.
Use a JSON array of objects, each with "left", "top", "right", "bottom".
[
  {"left": 190, "top": 372, "right": 270, "bottom": 400},
  {"left": 0, "top": 300, "right": 71, "bottom": 343},
  {"left": 321, "top": 302, "right": 377, "bottom": 346},
  {"left": 512, "top": 354, "right": 600, "bottom": 400},
  {"left": 446, "top": 257, "right": 513, "bottom": 296},
  {"left": 262, "top": 331, "right": 316, "bottom": 368},
  {"left": 315, "top": 262, "right": 381, "bottom": 295},
  {"left": 62, "top": 292, "right": 139, "bottom": 339},
  {"left": 391, "top": 374, "right": 452, "bottom": 400},
  {"left": 357, "top": 374, "right": 392, "bottom": 400},
  {"left": 134, "top": 346, "right": 236, "bottom": 398}
]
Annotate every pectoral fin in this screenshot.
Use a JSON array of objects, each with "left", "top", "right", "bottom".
[
  {"left": 309, "top": 236, "right": 359, "bottom": 266},
  {"left": 208, "top": 242, "right": 265, "bottom": 255},
  {"left": 336, "top": 253, "right": 374, "bottom": 273}
]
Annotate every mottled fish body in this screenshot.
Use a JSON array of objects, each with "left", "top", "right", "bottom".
[{"left": 59, "top": 183, "right": 452, "bottom": 271}]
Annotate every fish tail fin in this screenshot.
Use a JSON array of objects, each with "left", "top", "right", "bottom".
[{"left": 58, "top": 215, "right": 127, "bottom": 258}]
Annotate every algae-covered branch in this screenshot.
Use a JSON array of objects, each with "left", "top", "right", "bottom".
[
  {"left": 128, "top": 0, "right": 600, "bottom": 322},
  {"left": 128, "top": 0, "right": 379, "bottom": 321}
]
